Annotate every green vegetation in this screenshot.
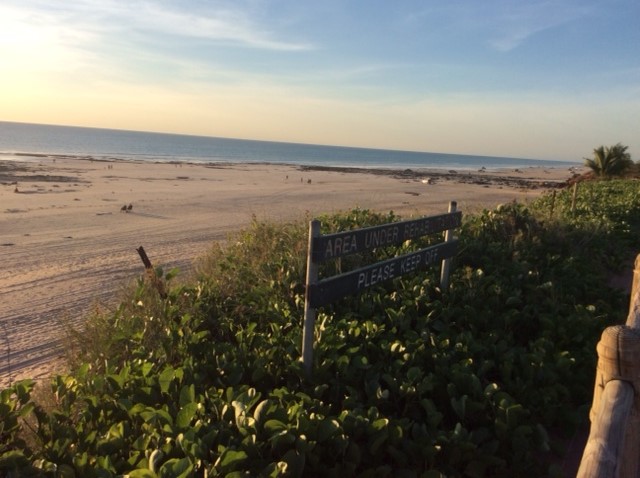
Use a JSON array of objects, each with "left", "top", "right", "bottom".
[
  {"left": 2, "top": 179, "right": 640, "bottom": 477},
  {"left": 584, "top": 143, "right": 633, "bottom": 178}
]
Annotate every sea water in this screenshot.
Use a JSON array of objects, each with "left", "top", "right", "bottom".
[{"left": 0, "top": 121, "right": 579, "bottom": 171}]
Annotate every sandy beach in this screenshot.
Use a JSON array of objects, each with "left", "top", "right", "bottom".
[{"left": 0, "top": 156, "right": 581, "bottom": 387}]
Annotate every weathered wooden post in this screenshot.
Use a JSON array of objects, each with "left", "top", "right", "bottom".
[
  {"left": 578, "top": 253, "right": 640, "bottom": 477},
  {"left": 301, "top": 220, "right": 320, "bottom": 377},
  {"left": 579, "top": 378, "right": 634, "bottom": 478},
  {"left": 0, "top": 322, "right": 11, "bottom": 387},
  {"left": 137, "top": 246, "right": 153, "bottom": 269},
  {"left": 136, "top": 246, "right": 167, "bottom": 299},
  {"left": 628, "top": 255, "right": 640, "bottom": 328},
  {"left": 440, "top": 201, "right": 457, "bottom": 290},
  {"left": 578, "top": 326, "right": 640, "bottom": 477},
  {"left": 571, "top": 182, "right": 578, "bottom": 215},
  {"left": 618, "top": 256, "right": 640, "bottom": 477}
]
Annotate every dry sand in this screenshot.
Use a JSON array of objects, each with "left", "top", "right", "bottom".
[{"left": 0, "top": 156, "right": 582, "bottom": 387}]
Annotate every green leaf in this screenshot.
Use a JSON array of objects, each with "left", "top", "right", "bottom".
[
  {"left": 263, "top": 419, "right": 287, "bottom": 435},
  {"left": 18, "top": 401, "right": 35, "bottom": 418},
  {"left": 0, "top": 450, "right": 29, "bottom": 469},
  {"left": 422, "top": 471, "right": 447, "bottom": 478},
  {"left": 317, "top": 419, "right": 340, "bottom": 442},
  {"left": 253, "top": 399, "right": 272, "bottom": 425},
  {"left": 129, "top": 470, "right": 158, "bottom": 478},
  {"left": 106, "top": 373, "right": 125, "bottom": 391},
  {"left": 165, "top": 267, "right": 180, "bottom": 281},
  {"left": 179, "top": 384, "right": 195, "bottom": 407},
  {"left": 176, "top": 403, "right": 198, "bottom": 429},
  {"left": 464, "top": 459, "right": 489, "bottom": 478},
  {"left": 158, "top": 458, "right": 193, "bottom": 478},
  {"left": 369, "top": 431, "right": 388, "bottom": 455},
  {"left": 57, "top": 464, "right": 76, "bottom": 478},
  {"left": 140, "top": 407, "right": 174, "bottom": 429},
  {"left": 451, "top": 395, "right": 467, "bottom": 419},
  {"left": 506, "top": 404, "right": 525, "bottom": 429},
  {"left": 372, "top": 418, "right": 389, "bottom": 431},
  {"left": 141, "top": 361, "right": 154, "bottom": 377},
  {"left": 282, "top": 449, "right": 305, "bottom": 478},
  {"left": 219, "top": 449, "right": 248, "bottom": 471},
  {"left": 406, "top": 366, "right": 422, "bottom": 382},
  {"left": 14, "top": 380, "right": 35, "bottom": 402},
  {"left": 158, "top": 366, "right": 175, "bottom": 394}
]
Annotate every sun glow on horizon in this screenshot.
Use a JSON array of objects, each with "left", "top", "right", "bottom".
[{"left": 1, "top": 1, "right": 638, "bottom": 162}]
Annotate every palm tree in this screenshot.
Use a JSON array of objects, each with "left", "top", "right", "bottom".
[{"left": 584, "top": 143, "right": 633, "bottom": 177}]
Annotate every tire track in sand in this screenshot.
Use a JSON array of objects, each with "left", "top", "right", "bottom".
[{"left": 0, "top": 215, "right": 233, "bottom": 387}]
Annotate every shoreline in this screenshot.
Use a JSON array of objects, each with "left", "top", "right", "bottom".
[
  {"left": 1, "top": 151, "right": 582, "bottom": 185},
  {"left": 297, "top": 163, "right": 579, "bottom": 189},
  {"left": 1, "top": 157, "right": 583, "bottom": 387},
  {"left": 2, "top": 150, "right": 581, "bottom": 173}
]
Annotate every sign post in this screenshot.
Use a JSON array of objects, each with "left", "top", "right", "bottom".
[
  {"left": 302, "top": 220, "right": 320, "bottom": 377},
  {"left": 440, "top": 201, "right": 457, "bottom": 290}
]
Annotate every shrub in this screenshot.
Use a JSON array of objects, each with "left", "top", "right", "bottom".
[{"left": 3, "top": 184, "right": 639, "bottom": 476}]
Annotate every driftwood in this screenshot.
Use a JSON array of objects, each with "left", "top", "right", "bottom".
[{"left": 578, "top": 254, "right": 640, "bottom": 477}]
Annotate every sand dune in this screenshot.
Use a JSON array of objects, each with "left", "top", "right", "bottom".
[{"left": 0, "top": 157, "right": 581, "bottom": 386}]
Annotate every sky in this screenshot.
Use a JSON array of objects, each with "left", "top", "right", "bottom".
[{"left": 0, "top": 0, "right": 638, "bottom": 162}]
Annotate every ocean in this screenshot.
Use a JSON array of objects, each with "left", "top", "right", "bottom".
[{"left": 0, "top": 121, "right": 578, "bottom": 171}]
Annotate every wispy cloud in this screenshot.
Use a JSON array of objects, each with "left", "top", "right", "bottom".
[
  {"left": 485, "top": 1, "right": 594, "bottom": 51},
  {"left": 2, "top": 0, "right": 314, "bottom": 52},
  {"left": 0, "top": 0, "right": 317, "bottom": 92},
  {"left": 402, "top": 1, "right": 595, "bottom": 52},
  {"left": 319, "top": 62, "right": 413, "bottom": 82},
  {"left": 122, "top": 2, "right": 314, "bottom": 51}
]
